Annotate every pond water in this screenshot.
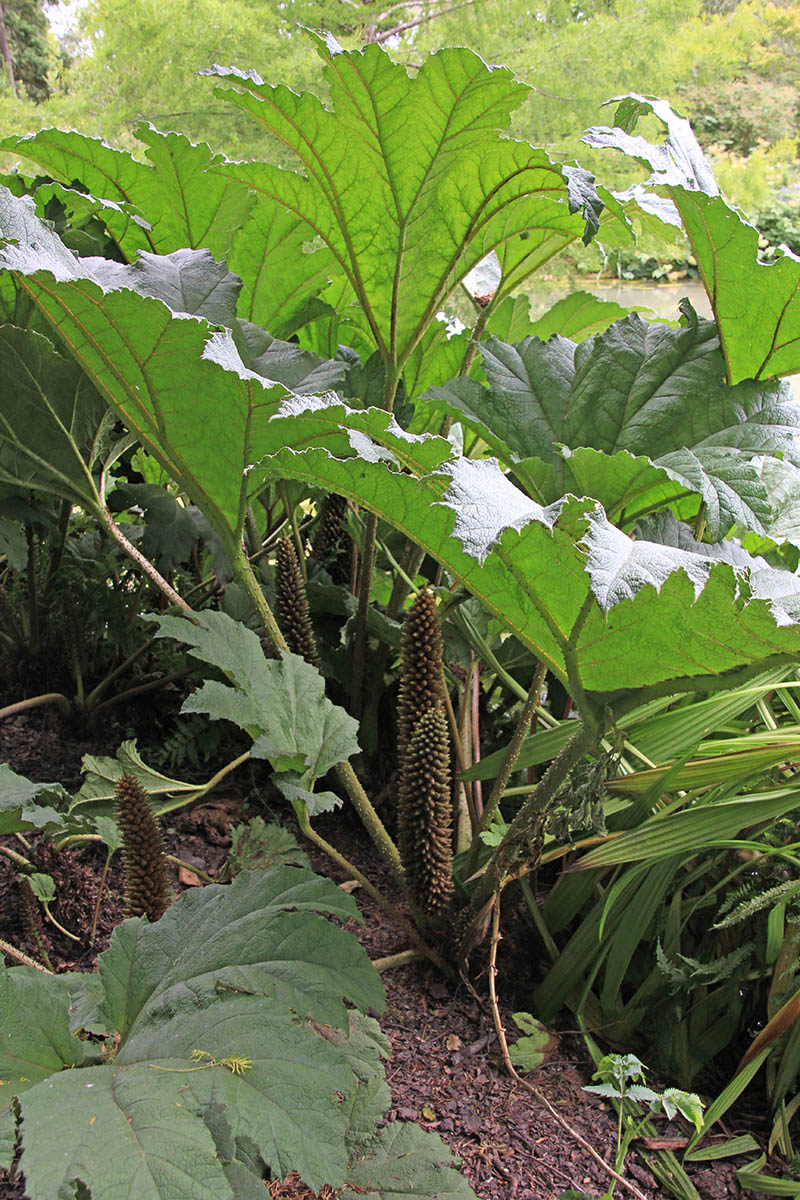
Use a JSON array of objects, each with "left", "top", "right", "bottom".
[
  {"left": 528, "top": 277, "right": 712, "bottom": 322},
  {"left": 529, "top": 278, "right": 799, "bottom": 395}
]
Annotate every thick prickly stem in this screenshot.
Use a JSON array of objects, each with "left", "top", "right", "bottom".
[
  {"left": 399, "top": 705, "right": 454, "bottom": 917},
  {"left": 397, "top": 589, "right": 444, "bottom": 765},
  {"left": 310, "top": 493, "right": 351, "bottom": 585},
  {"left": 114, "top": 774, "right": 171, "bottom": 922},
  {"left": 18, "top": 876, "right": 52, "bottom": 965},
  {"left": 275, "top": 538, "right": 321, "bottom": 668}
]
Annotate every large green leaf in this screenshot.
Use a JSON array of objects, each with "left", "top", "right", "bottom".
[
  {"left": 0, "top": 187, "right": 292, "bottom": 549},
  {"left": 345, "top": 1122, "right": 478, "bottom": 1199},
  {"left": 7, "top": 870, "right": 474, "bottom": 1198},
  {"left": 0, "top": 124, "right": 254, "bottom": 262},
  {"left": 228, "top": 196, "right": 341, "bottom": 339},
  {"left": 100, "top": 867, "right": 380, "bottom": 1036},
  {"left": 151, "top": 610, "right": 360, "bottom": 778},
  {"left": 583, "top": 95, "right": 800, "bottom": 383},
  {"left": 425, "top": 306, "right": 800, "bottom": 536},
  {"left": 244, "top": 395, "right": 800, "bottom": 699},
  {"left": 486, "top": 287, "right": 642, "bottom": 344},
  {"left": 0, "top": 1104, "right": 14, "bottom": 1171},
  {"left": 69, "top": 739, "right": 199, "bottom": 820},
  {"left": 0, "top": 962, "right": 97, "bottom": 1099},
  {"left": 0, "top": 325, "right": 107, "bottom": 508},
  {"left": 21, "top": 1062, "right": 237, "bottom": 1200},
  {"left": 206, "top": 39, "right": 594, "bottom": 378},
  {"left": 6, "top": 870, "right": 383, "bottom": 1196},
  {"left": 0, "top": 763, "right": 66, "bottom": 834}
]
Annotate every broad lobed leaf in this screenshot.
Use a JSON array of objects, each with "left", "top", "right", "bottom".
[
  {"left": 0, "top": 763, "right": 66, "bottom": 834},
  {"left": 207, "top": 40, "right": 594, "bottom": 369},
  {"left": 246, "top": 393, "right": 800, "bottom": 697},
  {"left": 150, "top": 610, "right": 361, "bottom": 778},
  {"left": 4, "top": 870, "right": 399, "bottom": 1197},
  {"left": 584, "top": 95, "right": 800, "bottom": 383},
  {"left": 425, "top": 305, "right": 800, "bottom": 538}
]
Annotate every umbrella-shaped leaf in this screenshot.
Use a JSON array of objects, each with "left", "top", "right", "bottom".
[
  {"left": 0, "top": 187, "right": 294, "bottom": 548},
  {"left": 206, "top": 39, "right": 593, "bottom": 376},
  {"left": 0, "top": 325, "right": 107, "bottom": 509},
  {"left": 0, "top": 763, "right": 66, "bottom": 834},
  {"left": 246, "top": 394, "right": 800, "bottom": 698},
  {"left": 425, "top": 306, "right": 800, "bottom": 536},
  {"left": 0, "top": 962, "right": 97, "bottom": 1097},
  {"left": 0, "top": 124, "right": 254, "bottom": 262},
  {"left": 344, "top": 1120, "right": 478, "bottom": 1199}
]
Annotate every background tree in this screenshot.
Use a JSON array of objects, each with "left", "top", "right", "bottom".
[{"left": 1, "top": 0, "right": 52, "bottom": 102}]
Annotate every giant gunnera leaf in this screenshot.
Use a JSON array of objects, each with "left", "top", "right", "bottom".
[
  {"left": 205, "top": 36, "right": 597, "bottom": 388},
  {"left": 2, "top": 868, "right": 477, "bottom": 1199},
  {"left": 0, "top": 187, "right": 346, "bottom": 556},
  {"left": 241, "top": 394, "right": 800, "bottom": 702},
  {"left": 583, "top": 95, "right": 800, "bottom": 384},
  {"left": 425, "top": 302, "right": 800, "bottom": 539}
]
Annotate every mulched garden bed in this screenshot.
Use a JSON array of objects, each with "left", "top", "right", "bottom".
[{"left": 0, "top": 706, "right": 759, "bottom": 1199}]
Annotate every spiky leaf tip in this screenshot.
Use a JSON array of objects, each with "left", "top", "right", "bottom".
[
  {"left": 113, "top": 773, "right": 171, "bottom": 922},
  {"left": 275, "top": 537, "right": 321, "bottom": 668},
  {"left": 399, "top": 705, "right": 454, "bottom": 918},
  {"left": 397, "top": 588, "right": 444, "bottom": 765}
]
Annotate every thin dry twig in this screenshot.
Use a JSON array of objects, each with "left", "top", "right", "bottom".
[{"left": 487, "top": 891, "right": 649, "bottom": 1200}]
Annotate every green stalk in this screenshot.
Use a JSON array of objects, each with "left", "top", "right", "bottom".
[
  {"left": 90, "top": 846, "right": 114, "bottom": 946},
  {"left": 467, "top": 661, "right": 547, "bottom": 873},
  {"left": 467, "top": 718, "right": 602, "bottom": 916},
  {"left": 232, "top": 548, "right": 404, "bottom": 881}
]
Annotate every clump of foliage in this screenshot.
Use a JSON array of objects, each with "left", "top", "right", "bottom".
[
  {"left": 564, "top": 1054, "right": 704, "bottom": 1200},
  {"left": 114, "top": 772, "right": 171, "bottom": 921},
  {"left": 5, "top": 33, "right": 800, "bottom": 1195}
]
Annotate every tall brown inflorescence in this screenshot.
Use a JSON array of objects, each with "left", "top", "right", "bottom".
[
  {"left": 397, "top": 589, "right": 453, "bottom": 918},
  {"left": 396, "top": 589, "right": 444, "bottom": 765},
  {"left": 399, "top": 705, "right": 454, "bottom": 916},
  {"left": 275, "top": 537, "right": 321, "bottom": 668},
  {"left": 309, "top": 492, "right": 351, "bottom": 586},
  {"left": 114, "top": 774, "right": 171, "bottom": 922}
]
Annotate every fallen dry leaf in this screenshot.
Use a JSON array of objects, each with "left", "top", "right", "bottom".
[{"left": 178, "top": 866, "right": 202, "bottom": 887}]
